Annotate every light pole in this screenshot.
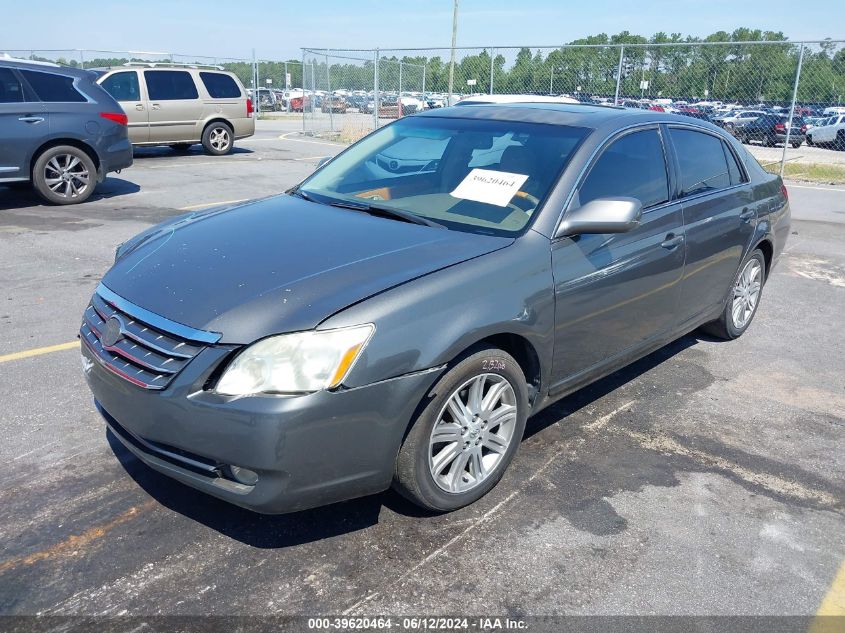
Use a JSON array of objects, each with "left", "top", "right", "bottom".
[{"left": 447, "top": 0, "right": 459, "bottom": 105}]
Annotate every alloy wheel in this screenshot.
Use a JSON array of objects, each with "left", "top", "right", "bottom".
[
  {"left": 732, "top": 258, "right": 762, "bottom": 329},
  {"left": 209, "top": 127, "right": 231, "bottom": 152},
  {"left": 43, "top": 154, "right": 90, "bottom": 200},
  {"left": 428, "top": 373, "right": 518, "bottom": 494}
]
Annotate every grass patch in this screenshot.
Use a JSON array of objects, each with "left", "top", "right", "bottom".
[{"left": 762, "top": 161, "right": 845, "bottom": 184}]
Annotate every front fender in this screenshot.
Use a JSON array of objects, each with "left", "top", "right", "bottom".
[{"left": 321, "top": 230, "right": 555, "bottom": 395}]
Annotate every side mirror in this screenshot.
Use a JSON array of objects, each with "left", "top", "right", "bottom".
[
  {"left": 316, "top": 156, "right": 332, "bottom": 168},
  {"left": 556, "top": 197, "right": 643, "bottom": 237}
]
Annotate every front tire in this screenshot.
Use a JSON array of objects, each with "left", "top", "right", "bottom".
[
  {"left": 32, "top": 145, "right": 97, "bottom": 205},
  {"left": 393, "top": 346, "right": 529, "bottom": 512},
  {"left": 700, "top": 249, "right": 766, "bottom": 340},
  {"left": 201, "top": 122, "right": 234, "bottom": 156},
  {"left": 836, "top": 131, "right": 845, "bottom": 151}
]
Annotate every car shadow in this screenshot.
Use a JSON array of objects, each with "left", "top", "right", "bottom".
[
  {"left": 0, "top": 178, "right": 141, "bottom": 213},
  {"left": 130, "top": 145, "right": 254, "bottom": 160},
  {"left": 108, "top": 331, "right": 717, "bottom": 548}
]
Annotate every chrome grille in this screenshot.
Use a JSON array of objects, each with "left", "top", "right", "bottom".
[{"left": 80, "top": 291, "right": 207, "bottom": 390}]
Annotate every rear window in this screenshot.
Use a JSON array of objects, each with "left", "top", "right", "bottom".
[
  {"left": 100, "top": 71, "right": 140, "bottom": 102},
  {"left": 669, "top": 128, "right": 731, "bottom": 197},
  {"left": 144, "top": 70, "right": 198, "bottom": 100},
  {"left": 0, "top": 68, "right": 24, "bottom": 103},
  {"left": 199, "top": 72, "right": 241, "bottom": 98},
  {"left": 19, "top": 70, "right": 86, "bottom": 102}
]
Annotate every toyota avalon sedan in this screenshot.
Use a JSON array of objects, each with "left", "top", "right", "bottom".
[{"left": 80, "top": 103, "right": 790, "bottom": 514}]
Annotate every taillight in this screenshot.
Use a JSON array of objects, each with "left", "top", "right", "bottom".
[
  {"left": 774, "top": 123, "right": 785, "bottom": 131},
  {"left": 801, "top": 124, "right": 807, "bottom": 133},
  {"left": 100, "top": 112, "right": 128, "bottom": 125},
  {"left": 781, "top": 183, "right": 789, "bottom": 200},
  {"left": 246, "top": 98, "right": 254, "bottom": 118}
]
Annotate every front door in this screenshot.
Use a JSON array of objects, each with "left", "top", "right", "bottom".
[
  {"left": 0, "top": 67, "right": 48, "bottom": 181},
  {"left": 142, "top": 70, "right": 203, "bottom": 143},
  {"left": 550, "top": 126, "right": 686, "bottom": 390},
  {"left": 99, "top": 70, "right": 148, "bottom": 143}
]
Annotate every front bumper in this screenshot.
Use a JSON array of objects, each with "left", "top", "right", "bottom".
[{"left": 82, "top": 341, "right": 441, "bottom": 514}]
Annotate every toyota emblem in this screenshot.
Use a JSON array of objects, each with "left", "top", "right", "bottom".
[{"left": 101, "top": 316, "right": 123, "bottom": 348}]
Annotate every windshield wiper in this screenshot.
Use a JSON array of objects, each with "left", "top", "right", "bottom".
[
  {"left": 287, "top": 187, "right": 313, "bottom": 201},
  {"left": 326, "top": 199, "right": 444, "bottom": 229}
]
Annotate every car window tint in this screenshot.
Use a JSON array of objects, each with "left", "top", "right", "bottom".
[
  {"left": 144, "top": 70, "right": 198, "bottom": 100},
  {"left": 723, "top": 142, "right": 745, "bottom": 186},
  {"left": 19, "top": 70, "right": 85, "bottom": 102},
  {"left": 100, "top": 71, "right": 140, "bottom": 102},
  {"left": 578, "top": 129, "right": 669, "bottom": 209},
  {"left": 199, "top": 72, "right": 241, "bottom": 98},
  {"left": 0, "top": 68, "right": 24, "bottom": 103},
  {"left": 669, "top": 128, "right": 731, "bottom": 197}
]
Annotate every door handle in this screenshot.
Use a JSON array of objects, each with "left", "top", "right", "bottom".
[
  {"left": 660, "top": 234, "right": 684, "bottom": 249},
  {"left": 151, "top": 103, "right": 161, "bottom": 110},
  {"left": 740, "top": 208, "right": 756, "bottom": 223},
  {"left": 18, "top": 116, "right": 44, "bottom": 124},
  {"left": 135, "top": 104, "right": 145, "bottom": 111}
]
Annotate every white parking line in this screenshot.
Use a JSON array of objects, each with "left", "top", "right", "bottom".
[
  {"left": 278, "top": 132, "right": 346, "bottom": 147},
  {"left": 788, "top": 184, "right": 845, "bottom": 192}
]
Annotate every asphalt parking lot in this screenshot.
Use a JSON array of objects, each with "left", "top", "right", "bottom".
[{"left": 0, "top": 120, "right": 843, "bottom": 618}]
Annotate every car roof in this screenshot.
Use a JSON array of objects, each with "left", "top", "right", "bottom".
[
  {"left": 417, "top": 102, "right": 728, "bottom": 134},
  {"left": 0, "top": 57, "right": 92, "bottom": 79}
]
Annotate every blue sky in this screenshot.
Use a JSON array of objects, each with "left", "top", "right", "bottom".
[{"left": 6, "top": 0, "right": 844, "bottom": 60}]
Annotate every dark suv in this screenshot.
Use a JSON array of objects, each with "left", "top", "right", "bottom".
[
  {"left": 0, "top": 57, "right": 133, "bottom": 204},
  {"left": 736, "top": 114, "right": 805, "bottom": 148}
]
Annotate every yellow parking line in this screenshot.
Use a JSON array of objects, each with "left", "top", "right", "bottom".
[
  {"left": 178, "top": 199, "right": 250, "bottom": 211},
  {"left": 0, "top": 340, "right": 79, "bottom": 364},
  {"left": 810, "top": 559, "right": 845, "bottom": 633}
]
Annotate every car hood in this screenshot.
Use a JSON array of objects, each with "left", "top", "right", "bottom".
[{"left": 102, "top": 195, "right": 512, "bottom": 344}]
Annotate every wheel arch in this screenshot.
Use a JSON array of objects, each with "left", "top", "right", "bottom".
[
  {"left": 29, "top": 138, "right": 100, "bottom": 178},
  {"left": 754, "top": 237, "right": 774, "bottom": 281}
]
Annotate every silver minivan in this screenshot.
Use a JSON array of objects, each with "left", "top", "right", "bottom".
[{"left": 96, "top": 63, "right": 255, "bottom": 155}]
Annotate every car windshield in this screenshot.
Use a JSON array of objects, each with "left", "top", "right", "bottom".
[{"left": 297, "top": 116, "right": 590, "bottom": 236}]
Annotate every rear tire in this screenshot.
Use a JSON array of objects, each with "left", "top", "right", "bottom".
[
  {"left": 700, "top": 249, "right": 766, "bottom": 340},
  {"left": 32, "top": 145, "right": 97, "bottom": 205},
  {"left": 806, "top": 135, "right": 814, "bottom": 146},
  {"left": 791, "top": 140, "right": 802, "bottom": 148},
  {"left": 393, "top": 346, "right": 528, "bottom": 512},
  {"left": 201, "top": 122, "right": 234, "bottom": 156},
  {"left": 836, "top": 131, "right": 845, "bottom": 151}
]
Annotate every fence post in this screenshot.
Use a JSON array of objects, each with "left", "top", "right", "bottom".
[
  {"left": 781, "top": 43, "right": 805, "bottom": 178},
  {"left": 326, "top": 51, "right": 334, "bottom": 132},
  {"left": 422, "top": 64, "right": 426, "bottom": 104},
  {"left": 614, "top": 45, "right": 624, "bottom": 105},
  {"left": 398, "top": 61, "right": 403, "bottom": 118},
  {"left": 252, "top": 49, "right": 260, "bottom": 121},
  {"left": 285, "top": 61, "right": 290, "bottom": 113},
  {"left": 489, "top": 47, "right": 494, "bottom": 95},
  {"left": 301, "top": 50, "right": 306, "bottom": 132},
  {"left": 78, "top": 49, "right": 85, "bottom": 69},
  {"left": 373, "top": 48, "right": 380, "bottom": 130}
]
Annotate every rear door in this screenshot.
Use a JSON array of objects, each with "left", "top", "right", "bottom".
[
  {"left": 550, "top": 126, "right": 686, "bottom": 388},
  {"left": 142, "top": 70, "right": 203, "bottom": 142},
  {"left": 99, "top": 70, "right": 148, "bottom": 143},
  {"left": 666, "top": 126, "right": 756, "bottom": 323},
  {"left": 0, "top": 67, "right": 46, "bottom": 180}
]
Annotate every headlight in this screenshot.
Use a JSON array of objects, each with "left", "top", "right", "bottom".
[{"left": 214, "top": 324, "right": 374, "bottom": 396}]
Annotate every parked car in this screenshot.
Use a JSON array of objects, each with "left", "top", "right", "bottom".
[
  {"left": 345, "top": 94, "right": 369, "bottom": 112},
  {"left": 321, "top": 95, "right": 348, "bottom": 113},
  {"left": 806, "top": 114, "right": 845, "bottom": 149},
  {"left": 0, "top": 57, "right": 133, "bottom": 204},
  {"left": 81, "top": 104, "right": 788, "bottom": 514},
  {"left": 736, "top": 114, "right": 805, "bottom": 147},
  {"left": 713, "top": 110, "right": 767, "bottom": 129},
  {"left": 285, "top": 89, "right": 311, "bottom": 112},
  {"left": 96, "top": 63, "right": 254, "bottom": 155}
]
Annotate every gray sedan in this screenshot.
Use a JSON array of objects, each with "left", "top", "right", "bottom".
[{"left": 80, "top": 103, "right": 790, "bottom": 514}]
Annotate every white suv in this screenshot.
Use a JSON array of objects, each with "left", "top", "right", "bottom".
[{"left": 806, "top": 114, "right": 845, "bottom": 149}]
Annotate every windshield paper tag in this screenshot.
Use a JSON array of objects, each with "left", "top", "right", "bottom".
[{"left": 450, "top": 169, "right": 529, "bottom": 207}]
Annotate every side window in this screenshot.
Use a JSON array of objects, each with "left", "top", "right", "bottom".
[
  {"left": 577, "top": 129, "right": 669, "bottom": 209},
  {"left": 19, "top": 70, "right": 86, "bottom": 102},
  {"left": 144, "top": 70, "right": 198, "bottom": 100},
  {"left": 100, "top": 71, "right": 140, "bottom": 102},
  {"left": 0, "top": 68, "right": 24, "bottom": 103},
  {"left": 199, "top": 72, "right": 241, "bottom": 98},
  {"left": 668, "top": 128, "right": 731, "bottom": 197},
  {"left": 723, "top": 142, "right": 746, "bottom": 186}
]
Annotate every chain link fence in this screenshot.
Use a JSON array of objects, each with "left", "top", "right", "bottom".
[{"left": 302, "top": 41, "right": 845, "bottom": 176}]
